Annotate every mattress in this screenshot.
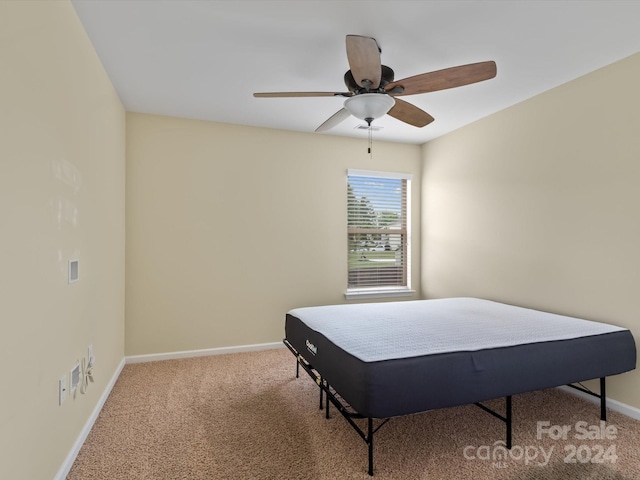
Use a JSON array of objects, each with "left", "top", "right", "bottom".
[{"left": 285, "top": 298, "right": 636, "bottom": 418}]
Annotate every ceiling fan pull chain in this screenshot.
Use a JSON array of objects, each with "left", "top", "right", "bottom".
[{"left": 368, "top": 124, "right": 373, "bottom": 158}]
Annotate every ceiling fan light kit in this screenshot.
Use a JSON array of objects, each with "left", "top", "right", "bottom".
[
  {"left": 253, "top": 34, "right": 496, "bottom": 134},
  {"left": 344, "top": 93, "right": 395, "bottom": 125}
]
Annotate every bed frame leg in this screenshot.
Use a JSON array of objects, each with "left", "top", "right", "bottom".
[
  {"left": 566, "top": 376, "right": 609, "bottom": 422},
  {"left": 367, "top": 417, "right": 374, "bottom": 476},
  {"left": 506, "top": 395, "right": 512, "bottom": 449},
  {"left": 325, "top": 386, "right": 330, "bottom": 419},
  {"left": 474, "top": 396, "right": 513, "bottom": 449},
  {"left": 284, "top": 340, "right": 387, "bottom": 475},
  {"left": 600, "top": 377, "right": 607, "bottom": 421}
]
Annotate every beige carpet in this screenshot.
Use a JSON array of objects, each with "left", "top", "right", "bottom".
[{"left": 68, "top": 348, "right": 640, "bottom": 479}]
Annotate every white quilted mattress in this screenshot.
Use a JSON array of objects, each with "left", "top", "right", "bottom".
[{"left": 288, "top": 297, "right": 625, "bottom": 362}]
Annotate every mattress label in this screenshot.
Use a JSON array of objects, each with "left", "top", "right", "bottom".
[{"left": 306, "top": 339, "right": 318, "bottom": 356}]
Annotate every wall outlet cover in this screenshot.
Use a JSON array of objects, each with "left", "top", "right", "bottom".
[{"left": 59, "top": 375, "right": 67, "bottom": 405}]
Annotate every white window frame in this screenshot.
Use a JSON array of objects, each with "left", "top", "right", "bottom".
[{"left": 345, "top": 169, "right": 414, "bottom": 300}]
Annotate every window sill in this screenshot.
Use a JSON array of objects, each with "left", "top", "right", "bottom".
[{"left": 344, "top": 287, "right": 416, "bottom": 301}]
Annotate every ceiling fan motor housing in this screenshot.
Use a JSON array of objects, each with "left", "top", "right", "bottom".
[{"left": 344, "top": 65, "right": 395, "bottom": 93}]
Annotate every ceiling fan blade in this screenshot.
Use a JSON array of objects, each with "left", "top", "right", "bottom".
[
  {"left": 315, "top": 108, "right": 351, "bottom": 132},
  {"left": 387, "top": 98, "right": 434, "bottom": 128},
  {"left": 254, "top": 91, "right": 351, "bottom": 98},
  {"left": 346, "top": 35, "right": 382, "bottom": 90},
  {"left": 385, "top": 61, "right": 497, "bottom": 96}
]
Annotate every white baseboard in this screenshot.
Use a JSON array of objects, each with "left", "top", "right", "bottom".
[
  {"left": 557, "top": 385, "right": 640, "bottom": 421},
  {"left": 125, "top": 341, "right": 284, "bottom": 364},
  {"left": 54, "top": 357, "right": 126, "bottom": 480}
]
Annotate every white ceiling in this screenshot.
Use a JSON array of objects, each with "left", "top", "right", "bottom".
[{"left": 71, "top": 0, "right": 640, "bottom": 145}]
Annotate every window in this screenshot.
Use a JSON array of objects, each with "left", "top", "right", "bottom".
[{"left": 346, "top": 169, "right": 413, "bottom": 299}]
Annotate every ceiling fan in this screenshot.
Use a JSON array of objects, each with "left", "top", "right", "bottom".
[{"left": 254, "top": 35, "right": 497, "bottom": 132}]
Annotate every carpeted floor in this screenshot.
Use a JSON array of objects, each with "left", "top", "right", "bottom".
[{"left": 68, "top": 348, "right": 640, "bottom": 479}]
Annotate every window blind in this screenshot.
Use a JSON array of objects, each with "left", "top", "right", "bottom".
[{"left": 347, "top": 171, "right": 410, "bottom": 290}]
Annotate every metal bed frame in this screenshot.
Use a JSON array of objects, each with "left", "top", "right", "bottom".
[{"left": 284, "top": 339, "right": 608, "bottom": 476}]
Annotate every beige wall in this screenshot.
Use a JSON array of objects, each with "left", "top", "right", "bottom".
[
  {"left": 422, "top": 52, "right": 640, "bottom": 408},
  {"left": 4, "top": 1, "right": 638, "bottom": 475},
  {"left": 126, "top": 113, "right": 422, "bottom": 355},
  {"left": 0, "top": 2, "right": 125, "bottom": 479}
]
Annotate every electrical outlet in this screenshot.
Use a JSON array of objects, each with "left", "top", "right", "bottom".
[{"left": 59, "top": 375, "right": 67, "bottom": 405}]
